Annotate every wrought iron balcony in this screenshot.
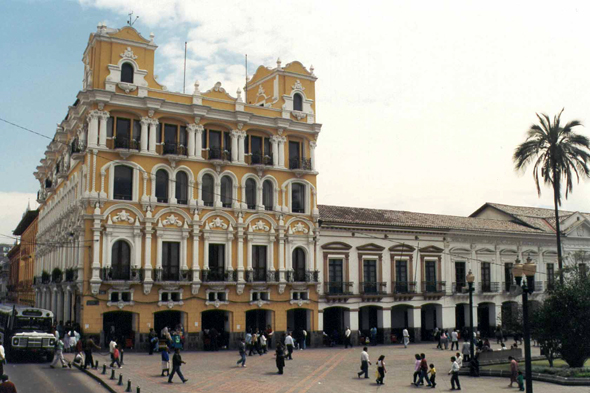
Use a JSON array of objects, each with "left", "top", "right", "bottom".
[
  {"left": 207, "top": 148, "right": 232, "bottom": 161},
  {"left": 163, "top": 142, "right": 186, "bottom": 156},
  {"left": 249, "top": 152, "right": 273, "bottom": 166},
  {"left": 359, "top": 281, "right": 387, "bottom": 295},
  {"left": 289, "top": 157, "right": 312, "bottom": 170},
  {"left": 114, "top": 136, "right": 139, "bottom": 150},
  {"left": 452, "top": 282, "right": 468, "bottom": 294},
  {"left": 290, "top": 270, "right": 319, "bottom": 283},
  {"left": 479, "top": 282, "right": 500, "bottom": 293},
  {"left": 393, "top": 281, "right": 417, "bottom": 294},
  {"left": 247, "top": 268, "right": 268, "bottom": 282},
  {"left": 201, "top": 268, "right": 237, "bottom": 283},
  {"left": 324, "top": 282, "right": 353, "bottom": 295},
  {"left": 101, "top": 267, "right": 137, "bottom": 282},
  {"left": 421, "top": 281, "right": 446, "bottom": 294}
]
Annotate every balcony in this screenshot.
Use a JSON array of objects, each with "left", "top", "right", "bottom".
[
  {"left": 421, "top": 281, "right": 446, "bottom": 295},
  {"left": 479, "top": 282, "right": 500, "bottom": 293},
  {"left": 70, "top": 138, "right": 86, "bottom": 159},
  {"left": 359, "top": 282, "right": 387, "bottom": 295},
  {"left": 248, "top": 153, "right": 273, "bottom": 166},
  {"left": 152, "top": 268, "right": 192, "bottom": 283},
  {"left": 247, "top": 268, "right": 271, "bottom": 283},
  {"left": 206, "top": 148, "right": 232, "bottom": 161},
  {"left": 163, "top": 142, "right": 187, "bottom": 156},
  {"left": 290, "top": 270, "right": 319, "bottom": 283},
  {"left": 324, "top": 282, "right": 353, "bottom": 296},
  {"left": 393, "top": 281, "right": 417, "bottom": 294},
  {"left": 289, "top": 157, "right": 312, "bottom": 171},
  {"left": 101, "top": 267, "right": 140, "bottom": 282},
  {"left": 452, "top": 282, "right": 468, "bottom": 294},
  {"left": 201, "top": 268, "right": 237, "bottom": 283},
  {"left": 114, "top": 136, "right": 139, "bottom": 150}
]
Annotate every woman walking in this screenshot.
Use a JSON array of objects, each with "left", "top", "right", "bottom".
[
  {"left": 509, "top": 356, "right": 519, "bottom": 387},
  {"left": 376, "top": 355, "right": 386, "bottom": 385}
]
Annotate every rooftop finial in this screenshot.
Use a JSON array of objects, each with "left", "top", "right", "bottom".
[
  {"left": 276, "top": 57, "right": 282, "bottom": 69},
  {"left": 193, "top": 80, "right": 200, "bottom": 95}
]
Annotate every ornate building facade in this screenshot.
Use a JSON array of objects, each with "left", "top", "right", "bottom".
[
  {"left": 33, "top": 24, "right": 321, "bottom": 348},
  {"left": 9, "top": 208, "right": 38, "bottom": 306}
]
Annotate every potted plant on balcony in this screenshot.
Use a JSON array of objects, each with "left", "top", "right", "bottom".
[
  {"left": 181, "top": 268, "right": 191, "bottom": 282},
  {"left": 51, "top": 268, "right": 63, "bottom": 284},
  {"left": 131, "top": 266, "right": 140, "bottom": 282},
  {"left": 41, "top": 270, "right": 50, "bottom": 284},
  {"left": 65, "top": 268, "right": 76, "bottom": 282}
]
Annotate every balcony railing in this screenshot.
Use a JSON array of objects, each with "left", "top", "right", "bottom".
[
  {"left": 289, "top": 157, "right": 312, "bottom": 170},
  {"left": 479, "top": 282, "right": 500, "bottom": 293},
  {"left": 290, "top": 270, "right": 319, "bottom": 283},
  {"left": 247, "top": 268, "right": 268, "bottom": 282},
  {"left": 206, "top": 148, "right": 232, "bottom": 161},
  {"left": 249, "top": 153, "right": 273, "bottom": 166},
  {"left": 101, "top": 267, "right": 135, "bottom": 282},
  {"left": 421, "top": 281, "right": 446, "bottom": 294},
  {"left": 201, "top": 268, "right": 237, "bottom": 283},
  {"left": 114, "top": 136, "right": 139, "bottom": 150},
  {"left": 324, "top": 282, "right": 353, "bottom": 295},
  {"left": 359, "top": 281, "right": 387, "bottom": 295},
  {"left": 452, "top": 282, "right": 468, "bottom": 294},
  {"left": 163, "top": 143, "right": 187, "bottom": 156},
  {"left": 393, "top": 281, "right": 417, "bottom": 294}
]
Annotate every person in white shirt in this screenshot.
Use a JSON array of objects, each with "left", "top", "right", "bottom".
[
  {"left": 455, "top": 352, "right": 463, "bottom": 368},
  {"left": 0, "top": 343, "right": 5, "bottom": 375},
  {"left": 109, "top": 339, "right": 120, "bottom": 368},
  {"left": 284, "top": 333, "right": 294, "bottom": 360},
  {"left": 451, "top": 330, "right": 459, "bottom": 350},
  {"left": 448, "top": 356, "right": 461, "bottom": 390},
  {"left": 345, "top": 327, "right": 352, "bottom": 348},
  {"left": 259, "top": 333, "right": 267, "bottom": 354},
  {"left": 403, "top": 328, "right": 410, "bottom": 348},
  {"left": 357, "top": 347, "right": 371, "bottom": 378}
]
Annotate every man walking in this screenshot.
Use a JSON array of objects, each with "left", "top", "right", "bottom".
[
  {"left": 451, "top": 330, "right": 459, "bottom": 351},
  {"left": 237, "top": 338, "right": 247, "bottom": 367},
  {"left": 50, "top": 337, "right": 71, "bottom": 369},
  {"left": 168, "top": 349, "right": 188, "bottom": 384},
  {"left": 344, "top": 327, "right": 352, "bottom": 348},
  {"left": 285, "top": 332, "right": 294, "bottom": 360},
  {"left": 416, "top": 353, "right": 432, "bottom": 387},
  {"left": 462, "top": 339, "right": 471, "bottom": 362},
  {"left": 148, "top": 328, "right": 157, "bottom": 355},
  {"left": 83, "top": 336, "right": 101, "bottom": 370},
  {"left": 402, "top": 328, "right": 410, "bottom": 348},
  {"left": 449, "top": 356, "right": 461, "bottom": 390},
  {"left": 370, "top": 326, "right": 377, "bottom": 346},
  {"left": 109, "top": 338, "right": 120, "bottom": 368},
  {"left": 357, "top": 347, "right": 371, "bottom": 379}
]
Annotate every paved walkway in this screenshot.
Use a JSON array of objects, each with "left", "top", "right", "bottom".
[{"left": 66, "top": 343, "right": 581, "bottom": 393}]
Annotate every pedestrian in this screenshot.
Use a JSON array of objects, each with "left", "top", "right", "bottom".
[
  {"left": 285, "top": 332, "right": 294, "bottom": 360},
  {"left": 441, "top": 330, "right": 448, "bottom": 350},
  {"left": 370, "top": 326, "right": 377, "bottom": 346},
  {"left": 345, "top": 326, "right": 352, "bottom": 348},
  {"left": 249, "top": 331, "right": 258, "bottom": 356},
  {"left": 443, "top": 330, "right": 449, "bottom": 350},
  {"left": 357, "top": 347, "right": 371, "bottom": 379},
  {"left": 412, "top": 354, "right": 421, "bottom": 385},
  {"left": 266, "top": 325, "right": 274, "bottom": 349},
  {"left": 517, "top": 370, "right": 524, "bottom": 391},
  {"left": 168, "top": 348, "right": 188, "bottom": 383},
  {"left": 0, "top": 374, "right": 17, "bottom": 393},
  {"left": 301, "top": 328, "right": 307, "bottom": 350},
  {"left": 376, "top": 355, "right": 386, "bottom": 385},
  {"left": 451, "top": 330, "right": 459, "bottom": 351},
  {"left": 448, "top": 356, "right": 461, "bottom": 390},
  {"left": 84, "top": 336, "right": 100, "bottom": 370},
  {"left": 428, "top": 363, "right": 437, "bottom": 388},
  {"left": 50, "top": 337, "right": 71, "bottom": 369},
  {"left": 245, "top": 330, "right": 252, "bottom": 355},
  {"left": 63, "top": 330, "right": 71, "bottom": 353},
  {"left": 275, "top": 343, "right": 285, "bottom": 375},
  {"left": 403, "top": 328, "right": 410, "bottom": 348},
  {"left": 456, "top": 352, "right": 463, "bottom": 368},
  {"left": 110, "top": 344, "right": 122, "bottom": 369},
  {"left": 435, "top": 329, "right": 441, "bottom": 349},
  {"left": 161, "top": 347, "right": 170, "bottom": 376},
  {"left": 109, "top": 338, "right": 118, "bottom": 368},
  {"left": 117, "top": 337, "right": 125, "bottom": 365},
  {"left": 0, "top": 343, "right": 5, "bottom": 376},
  {"left": 509, "top": 356, "right": 519, "bottom": 387},
  {"left": 417, "top": 353, "right": 432, "bottom": 387},
  {"left": 260, "top": 333, "right": 267, "bottom": 354},
  {"left": 148, "top": 328, "right": 157, "bottom": 355},
  {"left": 462, "top": 340, "right": 471, "bottom": 362},
  {"left": 237, "top": 338, "right": 247, "bottom": 367}
]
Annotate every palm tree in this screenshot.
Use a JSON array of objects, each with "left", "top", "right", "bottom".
[{"left": 513, "top": 109, "right": 590, "bottom": 283}]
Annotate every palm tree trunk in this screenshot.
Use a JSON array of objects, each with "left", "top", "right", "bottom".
[{"left": 552, "top": 170, "right": 564, "bottom": 284}]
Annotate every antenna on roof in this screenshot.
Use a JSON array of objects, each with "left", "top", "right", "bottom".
[
  {"left": 127, "top": 11, "right": 139, "bottom": 27},
  {"left": 183, "top": 42, "right": 187, "bottom": 94},
  {"left": 245, "top": 54, "right": 248, "bottom": 103}
]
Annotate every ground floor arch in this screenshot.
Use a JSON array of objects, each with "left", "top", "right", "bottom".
[
  {"left": 246, "top": 309, "right": 273, "bottom": 333},
  {"left": 421, "top": 303, "right": 442, "bottom": 341},
  {"left": 477, "top": 302, "right": 497, "bottom": 337},
  {"left": 455, "top": 303, "right": 468, "bottom": 331},
  {"left": 102, "top": 311, "right": 137, "bottom": 348},
  {"left": 154, "top": 310, "right": 186, "bottom": 337},
  {"left": 501, "top": 301, "right": 520, "bottom": 335},
  {"left": 391, "top": 304, "right": 419, "bottom": 343},
  {"left": 323, "top": 306, "right": 348, "bottom": 345},
  {"left": 359, "top": 305, "right": 383, "bottom": 344},
  {"left": 201, "top": 309, "right": 231, "bottom": 351},
  {"left": 287, "top": 308, "right": 312, "bottom": 348}
]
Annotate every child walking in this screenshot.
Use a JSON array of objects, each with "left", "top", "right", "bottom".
[
  {"left": 428, "top": 363, "right": 437, "bottom": 388},
  {"left": 161, "top": 347, "right": 170, "bottom": 376},
  {"left": 517, "top": 370, "right": 525, "bottom": 391},
  {"left": 376, "top": 355, "right": 386, "bottom": 385}
]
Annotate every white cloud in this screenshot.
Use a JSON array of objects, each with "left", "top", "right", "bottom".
[
  {"left": 79, "top": 0, "right": 590, "bottom": 216},
  {"left": 0, "top": 193, "right": 38, "bottom": 242}
]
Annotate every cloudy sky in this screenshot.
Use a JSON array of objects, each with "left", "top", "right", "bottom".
[{"left": 1, "top": 0, "right": 590, "bottom": 238}]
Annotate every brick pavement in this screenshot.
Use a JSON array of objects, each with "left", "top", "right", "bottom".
[{"left": 65, "top": 343, "right": 583, "bottom": 393}]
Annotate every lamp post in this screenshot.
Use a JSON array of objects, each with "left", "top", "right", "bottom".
[
  {"left": 466, "top": 270, "right": 475, "bottom": 363},
  {"left": 512, "top": 257, "right": 536, "bottom": 393}
]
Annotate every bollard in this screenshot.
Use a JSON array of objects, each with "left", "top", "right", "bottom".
[
  {"left": 136, "top": 387, "right": 140, "bottom": 393},
  {"left": 95, "top": 360, "right": 99, "bottom": 369},
  {"left": 102, "top": 364, "right": 106, "bottom": 375},
  {"left": 118, "top": 374, "right": 123, "bottom": 386},
  {"left": 110, "top": 369, "right": 116, "bottom": 380},
  {"left": 125, "top": 380, "right": 132, "bottom": 392}
]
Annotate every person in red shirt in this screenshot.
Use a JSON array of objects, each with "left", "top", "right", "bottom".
[{"left": 0, "top": 374, "right": 17, "bottom": 393}]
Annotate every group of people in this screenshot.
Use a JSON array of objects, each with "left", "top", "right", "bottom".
[
  {"left": 148, "top": 324, "right": 185, "bottom": 355},
  {"left": 235, "top": 331, "right": 297, "bottom": 374}
]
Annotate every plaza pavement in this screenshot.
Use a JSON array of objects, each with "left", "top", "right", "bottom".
[{"left": 66, "top": 342, "right": 582, "bottom": 393}]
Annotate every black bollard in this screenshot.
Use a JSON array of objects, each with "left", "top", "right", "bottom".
[
  {"left": 118, "top": 374, "right": 123, "bottom": 386},
  {"left": 125, "top": 380, "right": 132, "bottom": 392},
  {"left": 110, "top": 369, "right": 116, "bottom": 380},
  {"left": 102, "top": 364, "right": 107, "bottom": 374},
  {"left": 95, "top": 360, "right": 99, "bottom": 369},
  {"left": 136, "top": 387, "right": 140, "bottom": 393}
]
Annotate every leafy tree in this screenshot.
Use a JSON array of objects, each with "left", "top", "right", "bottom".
[
  {"left": 513, "top": 110, "right": 590, "bottom": 282},
  {"left": 532, "top": 266, "right": 590, "bottom": 367}
]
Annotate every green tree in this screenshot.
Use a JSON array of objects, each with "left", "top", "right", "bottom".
[
  {"left": 532, "top": 266, "right": 590, "bottom": 367},
  {"left": 513, "top": 110, "right": 590, "bottom": 283}
]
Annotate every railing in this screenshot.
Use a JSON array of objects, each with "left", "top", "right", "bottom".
[
  {"left": 70, "top": 138, "right": 85, "bottom": 155},
  {"left": 479, "top": 282, "right": 500, "bottom": 293},
  {"left": 452, "top": 282, "right": 468, "bottom": 294},
  {"left": 324, "top": 282, "right": 353, "bottom": 295},
  {"left": 201, "top": 268, "right": 237, "bottom": 282},
  {"left": 289, "top": 157, "right": 312, "bottom": 170},
  {"left": 247, "top": 268, "right": 268, "bottom": 282},
  {"left": 114, "top": 136, "right": 139, "bottom": 150},
  {"left": 421, "top": 281, "right": 446, "bottom": 294},
  {"left": 113, "top": 193, "right": 133, "bottom": 201},
  {"left": 163, "top": 143, "right": 187, "bottom": 156},
  {"left": 393, "top": 281, "right": 417, "bottom": 294},
  {"left": 359, "top": 281, "right": 387, "bottom": 295},
  {"left": 249, "top": 153, "right": 273, "bottom": 166},
  {"left": 101, "top": 267, "right": 132, "bottom": 282},
  {"left": 291, "top": 270, "right": 319, "bottom": 283},
  {"left": 207, "top": 148, "right": 232, "bottom": 161}
]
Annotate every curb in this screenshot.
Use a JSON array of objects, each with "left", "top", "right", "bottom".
[
  {"left": 458, "top": 368, "right": 590, "bottom": 386},
  {"left": 74, "top": 363, "right": 118, "bottom": 393}
]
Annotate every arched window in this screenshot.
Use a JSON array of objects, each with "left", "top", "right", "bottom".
[
  {"left": 175, "top": 171, "right": 189, "bottom": 205},
  {"left": 245, "top": 178, "right": 257, "bottom": 210},
  {"left": 292, "top": 247, "right": 306, "bottom": 282},
  {"left": 263, "top": 180, "right": 273, "bottom": 211},
  {"left": 113, "top": 165, "right": 133, "bottom": 201},
  {"left": 121, "top": 63, "right": 134, "bottom": 84},
  {"left": 293, "top": 93, "right": 303, "bottom": 111},
  {"left": 220, "top": 176, "right": 233, "bottom": 208},
  {"left": 291, "top": 183, "right": 305, "bottom": 213},
  {"left": 155, "top": 170, "right": 169, "bottom": 203},
  {"left": 111, "top": 240, "right": 131, "bottom": 280},
  {"left": 202, "top": 174, "right": 214, "bottom": 207}
]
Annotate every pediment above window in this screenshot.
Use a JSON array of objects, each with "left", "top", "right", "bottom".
[
  {"left": 419, "top": 245, "right": 444, "bottom": 254},
  {"left": 389, "top": 244, "right": 416, "bottom": 253},
  {"left": 321, "top": 242, "right": 352, "bottom": 251},
  {"left": 356, "top": 243, "right": 385, "bottom": 252}
]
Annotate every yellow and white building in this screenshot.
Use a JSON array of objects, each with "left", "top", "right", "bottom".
[{"left": 33, "top": 24, "right": 321, "bottom": 348}]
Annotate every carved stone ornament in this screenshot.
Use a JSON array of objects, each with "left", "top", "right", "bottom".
[
  {"left": 143, "top": 282, "right": 153, "bottom": 295},
  {"left": 163, "top": 214, "right": 183, "bottom": 227},
  {"left": 292, "top": 111, "right": 306, "bottom": 120},
  {"left": 191, "top": 283, "right": 200, "bottom": 295},
  {"left": 292, "top": 80, "right": 305, "bottom": 91},
  {"left": 210, "top": 217, "right": 228, "bottom": 229},
  {"left": 112, "top": 210, "right": 134, "bottom": 224},
  {"left": 214, "top": 299, "right": 221, "bottom": 308},
  {"left": 292, "top": 222, "right": 309, "bottom": 234},
  {"left": 167, "top": 301, "right": 175, "bottom": 309},
  {"left": 252, "top": 220, "right": 270, "bottom": 232},
  {"left": 117, "top": 300, "right": 125, "bottom": 310},
  {"left": 213, "top": 82, "right": 225, "bottom": 93},
  {"left": 257, "top": 299, "right": 265, "bottom": 308},
  {"left": 258, "top": 85, "right": 265, "bottom": 96},
  {"left": 117, "top": 83, "right": 137, "bottom": 94},
  {"left": 120, "top": 47, "right": 138, "bottom": 60}
]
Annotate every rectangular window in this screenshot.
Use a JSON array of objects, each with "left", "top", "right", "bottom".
[
  {"left": 245, "top": 135, "right": 249, "bottom": 154},
  {"left": 252, "top": 245, "right": 267, "bottom": 281},
  {"left": 202, "top": 129, "right": 207, "bottom": 150},
  {"left": 133, "top": 120, "right": 141, "bottom": 141},
  {"left": 113, "top": 165, "right": 133, "bottom": 201},
  {"left": 251, "top": 136, "right": 263, "bottom": 164},
  {"left": 208, "top": 244, "right": 225, "bottom": 281},
  {"left": 116, "top": 118, "right": 131, "bottom": 140},
  {"left": 179, "top": 126, "right": 187, "bottom": 146},
  {"left": 107, "top": 117, "right": 114, "bottom": 137},
  {"left": 547, "top": 263, "right": 555, "bottom": 289},
  {"left": 395, "top": 260, "right": 409, "bottom": 293},
  {"left": 425, "top": 260, "right": 437, "bottom": 292},
  {"left": 164, "top": 124, "right": 177, "bottom": 144},
  {"left": 504, "top": 263, "right": 513, "bottom": 292},
  {"left": 209, "top": 130, "right": 221, "bottom": 159},
  {"left": 455, "top": 261, "right": 466, "bottom": 291},
  {"left": 223, "top": 131, "right": 231, "bottom": 151},
  {"left": 291, "top": 183, "right": 305, "bottom": 213},
  {"left": 363, "top": 259, "right": 377, "bottom": 294},
  {"left": 481, "top": 262, "right": 491, "bottom": 292},
  {"left": 328, "top": 258, "right": 343, "bottom": 294},
  {"left": 162, "top": 242, "right": 180, "bottom": 281},
  {"left": 289, "top": 141, "right": 301, "bottom": 169}
]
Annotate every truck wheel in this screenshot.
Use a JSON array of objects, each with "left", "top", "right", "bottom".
[{"left": 46, "top": 352, "right": 54, "bottom": 362}]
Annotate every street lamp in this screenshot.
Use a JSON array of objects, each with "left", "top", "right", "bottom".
[
  {"left": 512, "top": 256, "right": 536, "bottom": 393},
  {"left": 466, "top": 270, "right": 475, "bottom": 363}
]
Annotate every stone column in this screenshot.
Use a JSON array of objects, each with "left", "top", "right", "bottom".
[
  {"left": 63, "top": 287, "right": 71, "bottom": 323},
  {"left": 277, "top": 136, "right": 286, "bottom": 168},
  {"left": 381, "top": 308, "right": 392, "bottom": 344},
  {"left": 148, "top": 119, "right": 158, "bottom": 154},
  {"left": 237, "top": 220, "right": 245, "bottom": 282},
  {"left": 186, "top": 124, "right": 196, "bottom": 158},
  {"left": 270, "top": 136, "right": 279, "bottom": 167},
  {"left": 87, "top": 111, "right": 99, "bottom": 148},
  {"left": 144, "top": 227, "right": 153, "bottom": 282},
  {"left": 237, "top": 132, "right": 246, "bottom": 163},
  {"left": 52, "top": 288, "right": 58, "bottom": 321},
  {"left": 409, "top": 307, "right": 422, "bottom": 343},
  {"left": 140, "top": 117, "right": 149, "bottom": 152},
  {"left": 98, "top": 111, "right": 109, "bottom": 148},
  {"left": 195, "top": 125, "right": 203, "bottom": 159},
  {"left": 309, "top": 141, "right": 317, "bottom": 171},
  {"left": 192, "top": 228, "right": 200, "bottom": 278},
  {"left": 347, "top": 309, "right": 359, "bottom": 346},
  {"left": 230, "top": 130, "right": 239, "bottom": 162}
]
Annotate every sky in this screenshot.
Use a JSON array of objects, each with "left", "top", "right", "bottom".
[{"left": 1, "top": 0, "right": 590, "bottom": 238}]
